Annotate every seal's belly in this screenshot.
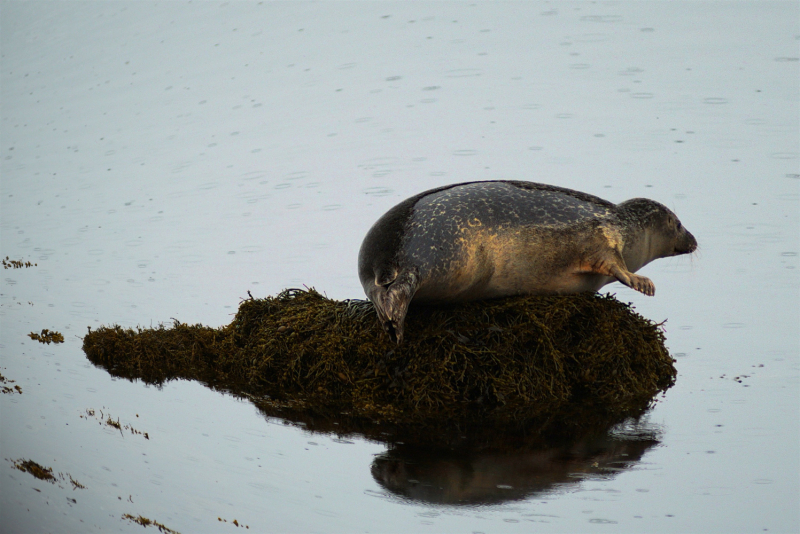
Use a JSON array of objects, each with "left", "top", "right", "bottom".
[{"left": 411, "top": 227, "right": 613, "bottom": 302}]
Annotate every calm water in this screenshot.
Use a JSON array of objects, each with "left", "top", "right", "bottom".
[{"left": 1, "top": 2, "right": 798, "bottom": 533}]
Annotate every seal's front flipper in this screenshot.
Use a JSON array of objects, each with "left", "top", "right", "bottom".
[
  {"left": 367, "top": 269, "right": 419, "bottom": 343},
  {"left": 582, "top": 249, "right": 656, "bottom": 296},
  {"left": 611, "top": 267, "right": 655, "bottom": 296}
]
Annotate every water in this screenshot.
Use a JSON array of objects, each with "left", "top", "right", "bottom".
[{"left": 1, "top": 2, "right": 798, "bottom": 532}]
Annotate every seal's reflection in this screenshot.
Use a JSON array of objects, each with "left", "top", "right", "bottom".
[{"left": 371, "top": 420, "right": 660, "bottom": 506}]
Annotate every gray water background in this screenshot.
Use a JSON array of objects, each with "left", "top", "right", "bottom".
[{"left": 1, "top": 2, "right": 798, "bottom": 532}]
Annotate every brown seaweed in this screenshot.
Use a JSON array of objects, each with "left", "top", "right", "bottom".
[{"left": 82, "top": 289, "right": 676, "bottom": 435}]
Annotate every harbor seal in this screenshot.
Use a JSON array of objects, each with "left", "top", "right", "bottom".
[{"left": 358, "top": 180, "right": 697, "bottom": 343}]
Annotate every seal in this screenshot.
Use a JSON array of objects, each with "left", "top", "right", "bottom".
[{"left": 358, "top": 180, "right": 697, "bottom": 343}]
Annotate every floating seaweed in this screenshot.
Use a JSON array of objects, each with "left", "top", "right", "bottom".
[
  {"left": 80, "top": 408, "right": 150, "bottom": 439},
  {"left": 122, "top": 514, "right": 180, "bottom": 534},
  {"left": 218, "top": 517, "right": 249, "bottom": 529},
  {"left": 82, "top": 289, "right": 676, "bottom": 438},
  {"left": 28, "top": 329, "right": 64, "bottom": 344},
  {"left": 11, "top": 459, "right": 56, "bottom": 482},
  {"left": 9, "top": 458, "right": 85, "bottom": 489},
  {"left": 2, "top": 256, "right": 37, "bottom": 269},
  {"left": 0, "top": 372, "right": 22, "bottom": 394}
]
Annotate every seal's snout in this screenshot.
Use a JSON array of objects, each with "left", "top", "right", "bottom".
[{"left": 675, "top": 228, "right": 698, "bottom": 255}]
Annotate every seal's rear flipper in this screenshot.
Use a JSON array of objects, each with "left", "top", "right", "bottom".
[{"left": 368, "top": 270, "right": 419, "bottom": 344}]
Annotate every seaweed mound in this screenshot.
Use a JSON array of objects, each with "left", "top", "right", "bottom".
[{"left": 82, "top": 289, "right": 676, "bottom": 427}]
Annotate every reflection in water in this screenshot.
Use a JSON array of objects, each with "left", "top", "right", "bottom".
[
  {"left": 371, "top": 419, "right": 660, "bottom": 506},
  {"left": 243, "top": 393, "right": 660, "bottom": 506},
  {"left": 246, "top": 392, "right": 660, "bottom": 506}
]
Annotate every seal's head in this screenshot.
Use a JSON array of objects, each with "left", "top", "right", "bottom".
[{"left": 617, "top": 199, "right": 697, "bottom": 265}]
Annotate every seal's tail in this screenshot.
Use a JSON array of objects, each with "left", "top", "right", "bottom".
[{"left": 368, "top": 270, "right": 418, "bottom": 344}]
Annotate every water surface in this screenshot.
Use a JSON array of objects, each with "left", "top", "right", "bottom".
[{"left": 1, "top": 2, "right": 798, "bottom": 532}]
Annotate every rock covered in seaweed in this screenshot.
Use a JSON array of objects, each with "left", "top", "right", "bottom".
[{"left": 82, "top": 288, "right": 676, "bottom": 427}]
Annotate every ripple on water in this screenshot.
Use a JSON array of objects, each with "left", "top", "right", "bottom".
[
  {"left": 241, "top": 171, "right": 269, "bottom": 181},
  {"left": 571, "top": 33, "right": 611, "bottom": 42},
  {"left": 703, "top": 97, "right": 728, "bottom": 105},
  {"left": 725, "top": 223, "right": 784, "bottom": 251},
  {"left": 619, "top": 67, "right": 644, "bottom": 76},
  {"left": 725, "top": 223, "right": 783, "bottom": 239},
  {"left": 444, "top": 68, "right": 483, "bottom": 77},
  {"left": 363, "top": 187, "right": 393, "bottom": 197},
  {"left": 579, "top": 15, "right": 623, "bottom": 23},
  {"left": 314, "top": 509, "right": 339, "bottom": 518},
  {"left": 285, "top": 171, "right": 308, "bottom": 181},
  {"left": 694, "top": 486, "right": 735, "bottom": 496},
  {"left": 34, "top": 248, "right": 56, "bottom": 260}
]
